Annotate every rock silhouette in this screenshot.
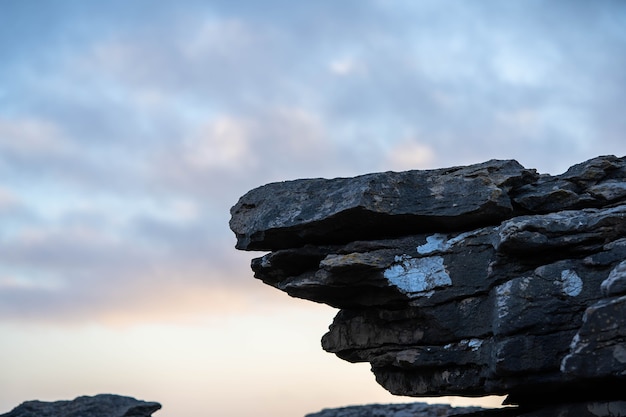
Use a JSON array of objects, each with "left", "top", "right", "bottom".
[
  {"left": 0, "top": 394, "right": 161, "bottom": 417},
  {"left": 305, "top": 402, "right": 483, "bottom": 417},
  {"left": 231, "top": 155, "right": 626, "bottom": 413}
]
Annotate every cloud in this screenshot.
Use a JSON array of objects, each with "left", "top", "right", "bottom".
[
  {"left": 151, "top": 105, "right": 340, "bottom": 195},
  {"left": 182, "top": 116, "right": 255, "bottom": 171},
  {"left": 385, "top": 140, "right": 437, "bottom": 171},
  {"left": 1, "top": 0, "right": 626, "bottom": 325},
  {"left": 0, "top": 212, "right": 263, "bottom": 323},
  {"left": 0, "top": 118, "right": 72, "bottom": 156},
  {"left": 0, "top": 187, "right": 20, "bottom": 212}
]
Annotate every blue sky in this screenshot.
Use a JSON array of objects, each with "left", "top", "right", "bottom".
[{"left": 1, "top": 1, "right": 626, "bottom": 416}]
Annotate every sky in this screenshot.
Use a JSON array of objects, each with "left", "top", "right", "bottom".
[{"left": 1, "top": 1, "right": 625, "bottom": 416}]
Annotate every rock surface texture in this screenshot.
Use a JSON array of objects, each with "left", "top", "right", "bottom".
[
  {"left": 231, "top": 155, "right": 626, "bottom": 413},
  {"left": 0, "top": 394, "right": 161, "bottom": 417}
]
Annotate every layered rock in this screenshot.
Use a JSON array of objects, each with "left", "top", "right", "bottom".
[
  {"left": 231, "top": 155, "right": 626, "bottom": 408},
  {"left": 0, "top": 394, "right": 161, "bottom": 417}
]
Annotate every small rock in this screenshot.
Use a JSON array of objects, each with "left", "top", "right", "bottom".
[
  {"left": 304, "top": 402, "right": 483, "bottom": 417},
  {"left": 0, "top": 394, "right": 161, "bottom": 417}
]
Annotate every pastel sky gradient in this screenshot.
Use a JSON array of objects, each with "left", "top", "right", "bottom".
[{"left": 1, "top": 1, "right": 626, "bottom": 416}]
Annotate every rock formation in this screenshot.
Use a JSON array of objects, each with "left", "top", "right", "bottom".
[
  {"left": 0, "top": 394, "right": 161, "bottom": 417},
  {"left": 305, "top": 401, "right": 626, "bottom": 417},
  {"left": 230, "top": 155, "right": 626, "bottom": 413},
  {"left": 305, "top": 402, "right": 483, "bottom": 417}
]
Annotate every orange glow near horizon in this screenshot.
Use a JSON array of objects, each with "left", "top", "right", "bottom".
[{"left": 0, "top": 300, "right": 505, "bottom": 417}]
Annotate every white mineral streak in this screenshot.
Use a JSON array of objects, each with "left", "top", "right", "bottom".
[
  {"left": 560, "top": 269, "right": 583, "bottom": 297},
  {"left": 495, "top": 280, "right": 514, "bottom": 319},
  {"left": 417, "top": 234, "right": 448, "bottom": 255},
  {"left": 569, "top": 333, "right": 583, "bottom": 353},
  {"left": 416, "top": 230, "right": 489, "bottom": 255},
  {"left": 383, "top": 255, "right": 452, "bottom": 296},
  {"left": 444, "top": 339, "right": 484, "bottom": 351},
  {"left": 467, "top": 339, "right": 483, "bottom": 351}
]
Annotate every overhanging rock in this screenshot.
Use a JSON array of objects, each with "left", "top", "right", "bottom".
[{"left": 230, "top": 155, "right": 626, "bottom": 405}]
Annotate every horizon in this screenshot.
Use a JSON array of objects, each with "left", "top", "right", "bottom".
[{"left": 1, "top": 1, "right": 626, "bottom": 416}]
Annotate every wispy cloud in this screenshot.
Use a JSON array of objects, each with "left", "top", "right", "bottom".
[{"left": 1, "top": 0, "right": 625, "bottom": 325}]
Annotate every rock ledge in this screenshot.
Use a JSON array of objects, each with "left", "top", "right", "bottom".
[{"left": 231, "top": 155, "right": 626, "bottom": 413}]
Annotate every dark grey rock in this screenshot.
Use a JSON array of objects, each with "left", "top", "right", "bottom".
[
  {"left": 304, "top": 402, "right": 483, "bottom": 417},
  {"left": 560, "top": 295, "right": 626, "bottom": 378},
  {"left": 230, "top": 159, "right": 538, "bottom": 251},
  {"left": 513, "top": 155, "right": 626, "bottom": 212},
  {"left": 503, "top": 401, "right": 626, "bottom": 417},
  {"left": 305, "top": 401, "right": 626, "bottom": 417},
  {"left": 230, "top": 155, "right": 626, "bottom": 407},
  {"left": 601, "top": 260, "right": 626, "bottom": 296},
  {"left": 0, "top": 394, "right": 161, "bottom": 417}
]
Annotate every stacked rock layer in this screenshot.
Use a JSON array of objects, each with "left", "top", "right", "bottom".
[{"left": 230, "top": 156, "right": 626, "bottom": 406}]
